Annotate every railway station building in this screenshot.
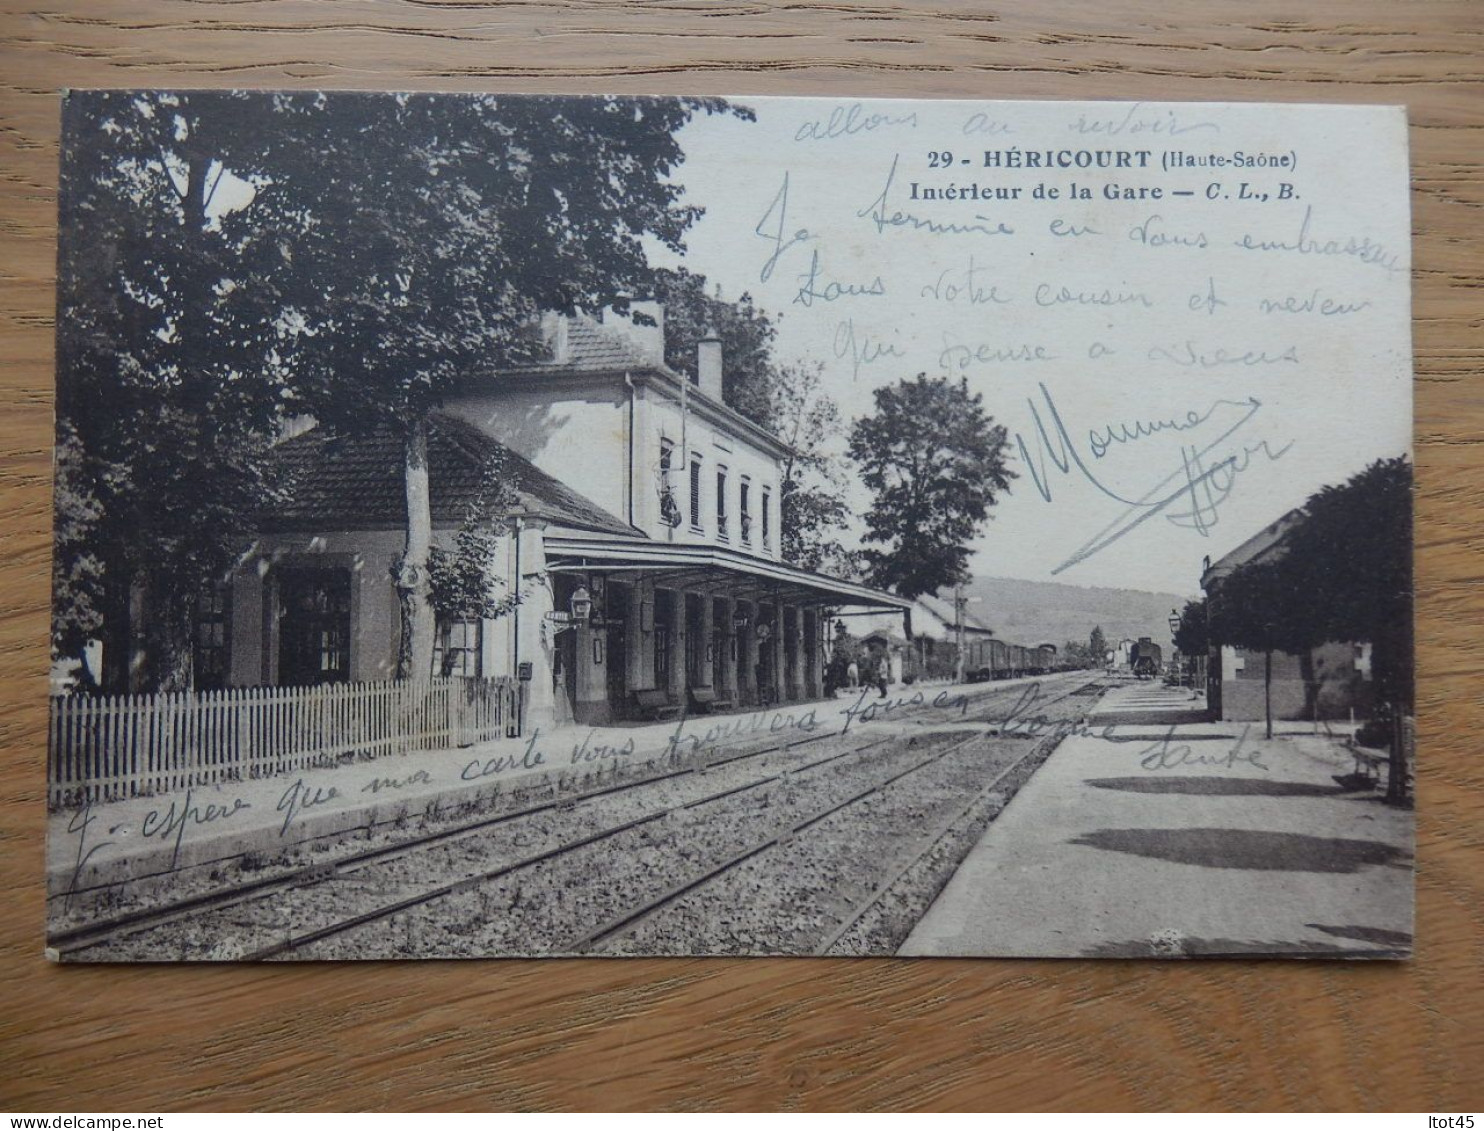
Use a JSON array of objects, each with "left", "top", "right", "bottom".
[
  {"left": 219, "top": 307, "right": 910, "bottom": 730},
  {"left": 1201, "top": 511, "right": 1374, "bottom": 723}
]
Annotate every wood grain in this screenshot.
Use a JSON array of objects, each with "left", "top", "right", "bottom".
[{"left": 2, "top": 0, "right": 1480, "bottom": 1112}]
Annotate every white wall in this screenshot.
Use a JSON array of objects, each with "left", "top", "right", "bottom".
[
  {"left": 642, "top": 387, "right": 783, "bottom": 559},
  {"left": 442, "top": 381, "right": 630, "bottom": 524},
  {"left": 447, "top": 373, "right": 787, "bottom": 559}
]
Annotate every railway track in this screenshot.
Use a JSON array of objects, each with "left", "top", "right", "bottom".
[
  {"left": 48, "top": 723, "right": 855, "bottom": 959},
  {"left": 588, "top": 677, "right": 1104, "bottom": 956},
  {"left": 52, "top": 673, "right": 1100, "bottom": 960}
]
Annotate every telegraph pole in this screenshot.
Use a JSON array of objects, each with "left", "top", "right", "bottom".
[{"left": 954, "top": 584, "right": 966, "bottom": 685}]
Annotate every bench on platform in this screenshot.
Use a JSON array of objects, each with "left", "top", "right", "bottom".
[
  {"left": 1349, "top": 744, "right": 1388, "bottom": 787},
  {"left": 688, "top": 686, "right": 734, "bottom": 714},
  {"left": 633, "top": 688, "right": 682, "bottom": 721}
]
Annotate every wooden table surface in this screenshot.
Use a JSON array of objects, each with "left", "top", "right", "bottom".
[{"left": 1, "top": 1, "right": 1480, "bottom": 1113}]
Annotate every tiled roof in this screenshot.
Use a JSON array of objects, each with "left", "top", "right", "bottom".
[
  {"left": 263, "top": 413, "right": 640, "bottom": 537},
  {"left": 917, "top": 592, "right": 995, "bottom": 635},
  {"left": 1202, "top": 508, "right": 1304, "bottom": 582},
  {"left": 496, "top": 316, "right": 663, "bottom": 379},
  {"left": 466, "top": 315, "right": 796, "bottom": 460},
  {"left": 564, "top": 318, "right": 656, "bottom": 369}
]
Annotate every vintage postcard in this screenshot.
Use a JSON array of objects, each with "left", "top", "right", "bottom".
[{"left": 46, "top": 93, "right": 1414, "bottom": 960}]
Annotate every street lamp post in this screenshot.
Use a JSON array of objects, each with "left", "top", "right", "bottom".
[{"left": 1168, "top": 609, "right": 1184, "bottom": 687}]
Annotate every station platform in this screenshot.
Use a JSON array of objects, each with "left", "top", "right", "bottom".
[
  {"left": 1086, "top": 678, "right": 1210, "bottom": 726},
  {"left": 901, "top": 684, "right": 1414, "bottom": 958},
  {"left": 45, "top": 696, "right": 813, "bottom": 897},
  {"left": 46, "top": 675, "right": 1056, "bottom": 899}
]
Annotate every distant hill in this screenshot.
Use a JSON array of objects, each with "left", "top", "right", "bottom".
[{"left": 961, "top": 576, "right": 1192, "bottom": 655}]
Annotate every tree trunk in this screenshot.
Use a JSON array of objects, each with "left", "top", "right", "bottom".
[
  {"left": 396, "top": 417, "right": 435, "bottom": 682},
  {"left": 1264, "top": 649, "right": 1274, "bottom": 740},
  {"left": 1299, "top": 648, "right": 1319, "bottom": 731},
  {"left": 144, "top": 575, "right": 195, "bottom": 693},
  {"left": 99, "top": 566, "right": 134, "bottom": 695}
]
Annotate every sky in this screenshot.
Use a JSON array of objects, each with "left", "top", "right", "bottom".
[{"left": 648, "top": 97, "right": 1413, "bottom": 597}]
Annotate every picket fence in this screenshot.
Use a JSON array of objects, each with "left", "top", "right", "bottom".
[{"left": 48, "top": 677, "right": 523, "bottom": 809}]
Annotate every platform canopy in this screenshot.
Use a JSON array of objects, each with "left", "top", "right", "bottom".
[{"left": 543, "top": 534, "right": 912, "bottom": 611}]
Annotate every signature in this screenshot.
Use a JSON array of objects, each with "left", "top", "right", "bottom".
[
  {"left": 1139, "top": 725, "right": 1268, "bottom": 772},
  {"left": 1013, "top": 382, "right": 1294, "bottom": 572}
]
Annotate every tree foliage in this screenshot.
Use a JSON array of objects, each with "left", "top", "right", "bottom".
[
  {"left": 1171, "top": 597, "right": 1208, "bottom": 658},
  {"left": 1061, "top": 639, "right": 1096, "bottom": 669},
  {"left": 55, "top": 90, "right": 327, "bottom": 690},
  {"left": 55, "top": 91, "right": 747, "bottom": 689},
  {"left": 1279, "top": 457, "right": 1413, "bottom": 708},
  {"left": 1208, "top": 558, "right": 1315, "bottom": 738},
  {"left": 1088, "top": 625, "right": 1108, "bottom": 664},
  {"left": 654, "top": 266, "right": 780, "bottom": 426},
  {"left": 425, "top": 452, "right": 521, "bottom": 623},
  {"left": 846, "top": 375, "right": 1015, "bottom": 599},
  {"left": 769, "top": 363, "right": 858, "bottom": 579},
  {"left": 1205, "top": 457, "right": 1413, "bottom": 745}
]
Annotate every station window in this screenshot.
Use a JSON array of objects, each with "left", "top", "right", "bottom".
[
  {"left": 657, "top": 438, "right": 680, "bottom": 527},
  {"left": 433, "top": 617, "right": 483, "bottom": 679},
  {"left": 716, "top": 466, "right": 729, "bottom": 540},
  {"left": 193, "top": 584, "right": 231, "bottom": 691},
  {"left": 689, "top": 454, "right": 703, "bottom": 530},
  {"left": 761, "top": 487, "right": 772, "bottom": 551},
  {"left": 739, "top": 478, "right": 752, "bottom": 545}
]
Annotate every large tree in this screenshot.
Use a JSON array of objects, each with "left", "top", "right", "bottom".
[
  {"left": 1172, "top": 597, "right": 1208, "bottom": 659},
  {"left": 1273, "top": 457, "right": 1412, "bottom": 799},
  {"left": 56, "top": 91, "right": 747, "bottom": 689},
  {"left": 1208, "top": 559, "right": 1317, "bottom": 739},
  {"left": 55, "top": 90, "right": 329, "bottom": 691},
  {"left": 769, "top": 363, "right": 857, "bottom": 578},
  {"left": 1280, "top": 458, "right": 1413, "bottom": 713},
  {"left": 289, "top": 94, "right": 746, "bottom": 681},
  {"left": 1089, "top": 624, "right": 1108, "bottom": 666},
  {"left": 846, "top": 374, "right": 1015, "bottom": 599}
]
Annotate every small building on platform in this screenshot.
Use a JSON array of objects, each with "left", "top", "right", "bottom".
[{"left": 1201, "top": 510, "right": 1374, "bottom": 723}]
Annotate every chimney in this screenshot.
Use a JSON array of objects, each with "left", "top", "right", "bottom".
[
  {"left": 601, "top": 300, "right": 665, "bottom": 366},
  {"left": 697, "top": 328, "right": 723, "bottom": 400},
  {"left": 540, "top": 310, "right": 569, "bottom": 363}
]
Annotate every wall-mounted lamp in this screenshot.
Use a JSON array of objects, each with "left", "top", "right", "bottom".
[
  {"left": 544, "top": 585, "right": 594, "bottom": 636},
  {"left": 571, "top": 586, "right": 593, "bottom": 624}
]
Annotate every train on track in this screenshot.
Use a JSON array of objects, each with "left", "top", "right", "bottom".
[
  {"left": 961, "top": 638, "right": 1063, "bottom": 682},
  {"left": 1129, "top": 637, "right": 1163, "bottom": 679}
]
